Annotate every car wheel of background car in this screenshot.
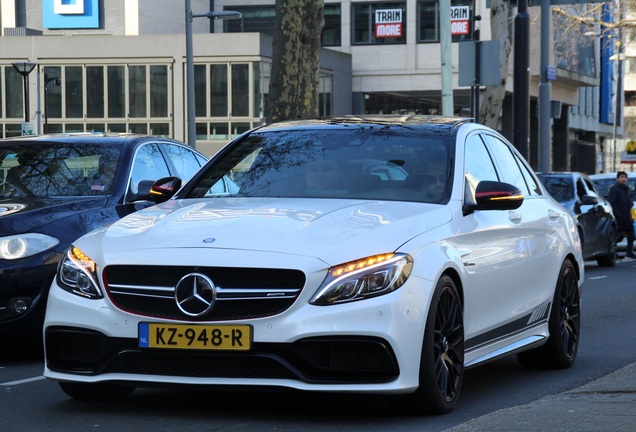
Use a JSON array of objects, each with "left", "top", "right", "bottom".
[
  {"left": 59, "top": 381, "right": 135, "bottom": 402},
  {"left": 596, "top": 227, "right": 617, "bottom": 267},
  {"left": 400, "top": 275, "right": 464, "bottom": 414},
  {"left": 517, "top": 259, "right": 580, "bottom": 369}
]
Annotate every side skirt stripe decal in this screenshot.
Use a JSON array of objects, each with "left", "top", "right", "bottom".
[{"left": 465, "top": 301, "right": 551, "bottom": 351}]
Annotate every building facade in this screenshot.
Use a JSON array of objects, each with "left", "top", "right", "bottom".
[{"left": 0, "top": 0, "right": 626, "bottom": 169}]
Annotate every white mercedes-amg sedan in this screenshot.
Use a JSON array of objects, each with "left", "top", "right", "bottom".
[{"left": 43, "top": 116, "right": 584, "bottom": 414}]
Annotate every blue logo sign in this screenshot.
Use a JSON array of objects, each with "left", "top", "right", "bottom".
[{"left": 43, "top": 0, "right": 99, "bottom": 29}]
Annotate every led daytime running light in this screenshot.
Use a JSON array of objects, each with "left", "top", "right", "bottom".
[
  {"left": 330, "top": 253, "right": 395, "bottom": 277},
  {"left": 69, "top": 246, "right": 96, "bottom": 272}
]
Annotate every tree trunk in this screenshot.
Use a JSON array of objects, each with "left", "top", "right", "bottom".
[
  {"left": 267, "top": 0, "right": 324, "bottom": 123},
  {"left": 479, "top": 0, "right": 513, "bottom": 129}
]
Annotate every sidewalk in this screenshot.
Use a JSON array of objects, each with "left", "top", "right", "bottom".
[{"left": 444, "top": 362, "right": 636, "bottom": 432}]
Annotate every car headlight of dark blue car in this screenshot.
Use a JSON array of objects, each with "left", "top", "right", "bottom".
[
  {"left": 0, "top": 233, "right": 59, "bottom": 260},
  {"left": 57, "top": 246, "right": 103, "bottom": 299}
]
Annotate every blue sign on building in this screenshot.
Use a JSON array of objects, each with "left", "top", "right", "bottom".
[{"left": 43, "top": 0, "right": 99, "bottom": 29}]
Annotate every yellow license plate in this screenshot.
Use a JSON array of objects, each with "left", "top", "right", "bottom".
[{"left": 139, "top": 323, "right": 251, "bottom": 350}]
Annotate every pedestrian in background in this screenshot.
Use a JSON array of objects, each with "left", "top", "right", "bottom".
[{"left": 609, "top": 171, "right": 635, "bottom": 259}]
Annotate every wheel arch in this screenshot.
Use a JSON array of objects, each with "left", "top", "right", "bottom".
[
  {"left": 440, "top": 267, "right": 464, "bottom": 309},
  {"left": 565, "top": 252, "right": 582, "bottom": 284}
]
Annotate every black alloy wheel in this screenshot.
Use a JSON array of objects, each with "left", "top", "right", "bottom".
[
  {"left": 517, "top": 259, "right": 580, "bottom": 369},
  {"left": 399, "top": 275, "right": 464, "bottom": 414}
]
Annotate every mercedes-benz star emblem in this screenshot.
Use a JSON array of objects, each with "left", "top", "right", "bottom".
[{"left": 174, "top": 273, "right": 217, "bottom": 317}]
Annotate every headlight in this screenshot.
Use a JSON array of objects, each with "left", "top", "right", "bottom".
[
  {"left": 57, "top": 246, "right": 103, "bottom": 299},
  {"left": 0, "top": 233, "right": 59, "bottom": 260},
  {"left": 310, "top": 253, "right": 413, "bottom": 305}
]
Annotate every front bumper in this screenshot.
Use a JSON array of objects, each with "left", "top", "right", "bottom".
[
  {"left": 43, "top": 274, "right": 432, "bottom": 393},
  {"left": 45, "top": 326, "right": 399, "bottom": 384},
  {"left": 0, "top": 253, "right": 60, "bottom": 338}
]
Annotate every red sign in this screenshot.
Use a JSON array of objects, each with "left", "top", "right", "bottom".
[
  {"left": 451, "top": 21, "right": 470, "bottom": 35},
  {"left": 375, "top": 23, "right": 402, "bottom": 38}
]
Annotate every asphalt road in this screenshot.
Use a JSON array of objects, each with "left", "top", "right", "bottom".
[{"left": 2, "top": 257, "right": 636, "bottom": 431}]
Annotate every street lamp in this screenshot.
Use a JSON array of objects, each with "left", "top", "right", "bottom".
[
  {"left": 185, "top": 1, "right": 242, "bottom": 148},
  {"left": 44, "top": 74, "right": 61, "bottom": 134},
  {"left": 12, "top": 61, "right": 37, "bottom": 123}
]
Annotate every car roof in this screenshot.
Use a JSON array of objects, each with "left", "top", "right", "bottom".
[
  {"left": 537, "top": 171, "right": 589, "bottom": 177},
  {"left": 589, "top": 172, "right": 636, "bottom": 179},
  {"left": 253, "top": 115, "right": 472, "bottom": 133},
  {"left": 537, "top": 172, "right": 594, "bottom": 181},
  {"left": 0, "top": 132, "right": 186, "bottom": 146}
]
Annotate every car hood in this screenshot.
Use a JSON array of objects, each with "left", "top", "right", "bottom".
[
  {"left": 100, "top": 198, "right": 451, "bottom": 264},
  {"left": 0, "top": 196, "right": 109, "bottom": 232}
]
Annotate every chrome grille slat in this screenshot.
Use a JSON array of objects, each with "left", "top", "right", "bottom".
[{"left": 109, "top": 284, "right": 173, "bottom": 292}]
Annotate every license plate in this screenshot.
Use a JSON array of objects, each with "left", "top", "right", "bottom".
[{"left": 139, "top": 323, "right": 251, "bottom": 351}]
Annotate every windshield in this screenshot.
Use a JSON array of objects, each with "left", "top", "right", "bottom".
[
  {"left": 185, "top": 127, "right": 451, "bottom": 203},
  {"left": 0, "top": 143, "right": 122, "bottom": 198}
]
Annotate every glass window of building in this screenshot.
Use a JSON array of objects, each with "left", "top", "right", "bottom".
[
  {"left": 253, "top": 62, "right": 263, "bottom": 120},
  {"left": 86, "top": 66, "right": 105, "bottom": 118},
  {"left": 108, "top": 66, "right": 125, "bottom": 118},
  {"left": 352, "top": 2, "right": 407, "bottom": 45},
  {"left": 150, "top": 65, "right": 169, "bottom": 118},
  {"left": 225, "top": 6, "right": 276, "bottom": 35},
  {"left": 211, "top": 64, "right": 228, "bottom": 117},
  {"left": 194, "top": 65, "right": 207, "bottom": 117},
  {"left": 33, "top": 64, "right": 170, "bottom": 135},
  {"left": 322, "top": 3, "right": 342, "bottom": 46},
  {"left": 4, "top": 67, "right": 22, "bottom": 119},
  {"left": 44, "top": 66, "right": 62, "bottom": 120},
  {"left": 232, "top": 64, "right": 249, "bottom": 117},
  {"left": 226, "top": 4, "right": 341, "bottom": 48},
  {"left": 417, "top": 0, "right": 474, "bottom": 43},
  {"left": 65, "top": 66, "right": 83, "bottom": 118},
  {"left": 128, "top": 65, "right": 147, "bottom": 118},
  {"left": 319, "top": 73, "right": 333, "bottom": 117}
]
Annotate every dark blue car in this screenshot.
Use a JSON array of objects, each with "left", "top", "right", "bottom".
[
  {"left": 538, "top": 172, "right": 617, "bottom": 266},
  {"left": 0, "top": 133, "right": 207, "bottom": 339}
]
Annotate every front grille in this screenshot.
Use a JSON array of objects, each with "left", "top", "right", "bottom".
[
  {"left": 104, "top": 265, "right": 306, "bottom": 321},
  {"left": 45, "top": 327, "right": 400, "bottom": 383}
]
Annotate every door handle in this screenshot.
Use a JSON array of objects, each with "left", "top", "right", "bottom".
[
  {"left": 548, "top": 209, "right": 561, "bottom": 220},
  {"left": 509, "top": 211, "right": 522, "bottom": 223}
]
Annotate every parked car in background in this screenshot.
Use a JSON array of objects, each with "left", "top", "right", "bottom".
[
  {"left": 538, "top": 172, "right": 617, "bottom": 266},
  {"left": 590, "top": 172, "right": 636, "bottom": 251},
  {"left": 0, "top": 133, "right": 207, "bottom": 340},
  {"left": 44, "top": 116, "right": 583, "bottom": 414}
]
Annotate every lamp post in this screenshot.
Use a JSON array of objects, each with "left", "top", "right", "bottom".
[
  {"left": 44, "top": 74, "right": 61, "bottom": 134},
  {"left": 610, "top": 51, "right": 623, "bottom": 173},
  {"left": 610, "top": 28, "right": 624, "bottom": 173},
  {"left": 12, "top": 61, "right": 37, "bottom": 123},
  {"left": 185, "top": 1, "right": 242, "bottom": 148}
]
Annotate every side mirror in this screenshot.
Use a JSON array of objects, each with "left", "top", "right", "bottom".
[
  {"left": 581, "top": 194, "right": 598, "bottom": 205},
  {"left": 475, "top": 180, "right": 524, "bottom": 210},
  {"left": 464, "top": 180, "right": 524, "bottom": 214},
  {"left": 149, "top": 176, "right": 182, "bottom": 204}
]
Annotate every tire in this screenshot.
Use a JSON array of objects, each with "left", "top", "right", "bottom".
[
  {"left": 517, "top": 259, "right": 580, "bottom": 369},
  {"left": 59, "top": 381, "right": 135, "bottom": 402},
  {"left": 597, "top": 227, "right": 617, "bottom": 267},
  {"left": 399, "top": 275, "right": 464, "bottom": 415}
]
